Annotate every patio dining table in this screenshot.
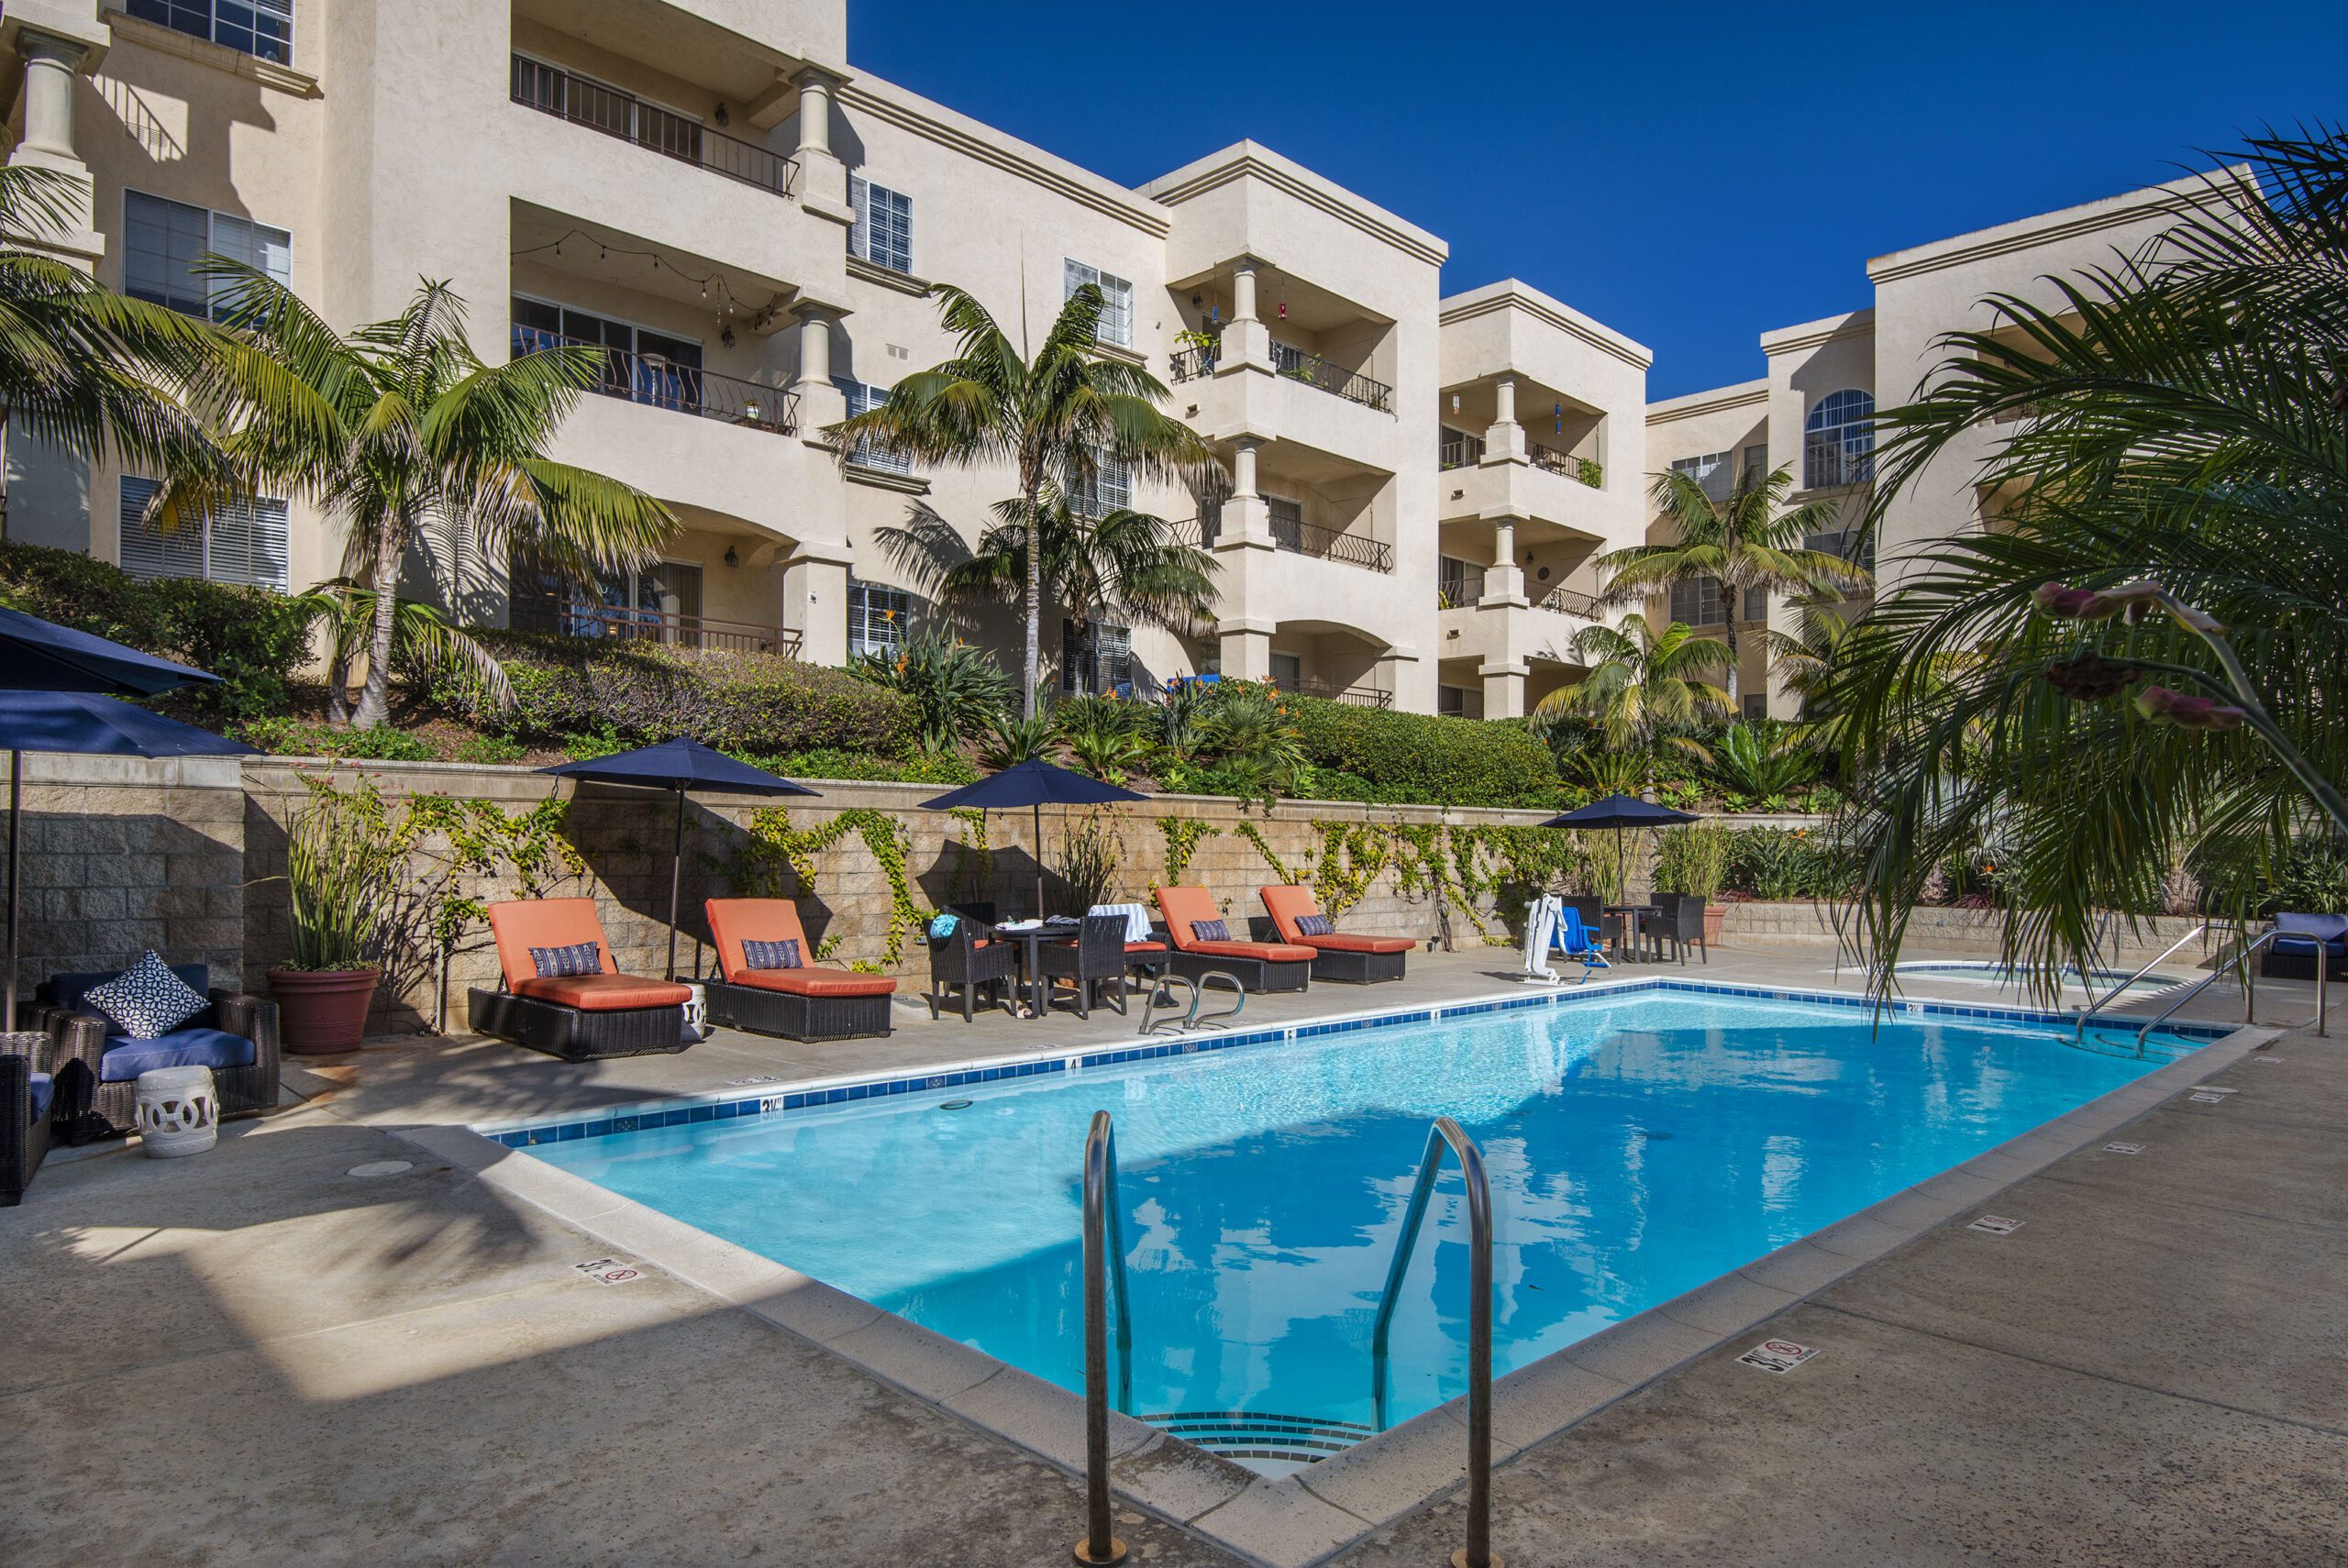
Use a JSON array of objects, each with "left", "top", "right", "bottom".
[
  {"left": 991, "top": 918, "right": 1082, "bottom": 1020},
  {"left": 1604, "top": 902, "right": 1666, "bottom": 963}
]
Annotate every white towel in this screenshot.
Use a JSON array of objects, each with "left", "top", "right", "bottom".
[{"left": 1091, "top": 902, "right": 1153, "bottom": 944}]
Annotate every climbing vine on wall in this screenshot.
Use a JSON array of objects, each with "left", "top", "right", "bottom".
[
  {"left": 1157, "top": 816, "right": 1221, "bottom": 886},
  {"left": 735, "top": 806, "right": 925, "bottom": 966},
  {"left": 1234, "top": 821, "right": 1300, "bottom": 885}
]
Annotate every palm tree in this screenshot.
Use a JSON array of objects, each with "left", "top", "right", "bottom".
[
  {"left": 287, "top": 579, "right": 514, "bottom": 724},
  {"left": 1532, "top": 614, "right": 1733, "bottom": 796},
  {"left": 0, "top": 166, "right": 227, "bottom": 538},
  {"left": 167, "top": 269, "right": 676, "bottom": 728},
  {"left": 878, "top": 492, "right": 1216, "bottom": 692},
  {"left": 832, "top": 282, "right": 1216, "bottom": 721},
  {"left": 1599, "top": 463, "right": 1871, "bottom": 706},
  {"left": 1822, "top": 128, "right": 2348, "bottom": 986}
]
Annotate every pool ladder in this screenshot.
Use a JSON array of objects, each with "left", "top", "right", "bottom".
[
  {"left": 2075, "top": 927, "right": 2300, "bottom": 1053},
  {"left": 1134, "top": 970, "right": 1246, "bottom": 1036},
  {"left": 1075, "top": 1110, "right": 1502, "bottom": 1568}
]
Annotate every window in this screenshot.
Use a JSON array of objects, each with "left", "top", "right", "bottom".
[
  {"left": 1060, "top": 620, "right": 1132, "bottom": 695},
  {"left": 1269, "top": 652, "right": 1303, "bottom": 690},
  {"left": 507, "top": 550, "right": 713, "bottom": 644},
  {"left": 125, "top": 192, "right": 290, "bottom": 322},
  {"left": 118, "top": 477, "right": 288, "bottom": 591},
  {"left": 1266, "top": 494, "right": 1303, "bottom": 551},
  {"left": 1668, "top": 577, "right": 1724, "bottom": 626},
  {"left": 1804, "top": 389, "right": 1876, "bottom": 489},
  {"left": 1743, "top": 693, "right": 1767, "bottom": 721},
  {"left": 1437, "top": 556, "right": 1486, "bottom": 608},
  {"left": 127, "top": 0, "right": 292, "bottom": 64},
  {"left": 1669, "top": 450, "right": 1731, "bottom": 502},
  {"left": 848, "top": 176, "right": 913, "bottom": 275},
  {"left": 1743, "top": 585, "right": 1768, "bottom": 622},
  {"left": 1438, "top": 685, "right": 1485, "bottom": 720},
  {"left": 835, "top": 378, "right": 912, "bottom": 472},
  {"left": 512, "top": 298, "right": 704, "bottom": 412},
  {"left": 1805, "top": 527, "right": 1877, "bottom": 574},
  {"left": 1063, "top": 260, "right": 1134, "bottom": 348},
  {"left": 1742, "top": 442, "right": 1768, "bottom": 485},
  {"left": 1073, "top": 457, "right": 1131, "bottom": 520},
  {"left": 849, "top": 581, "right": 911, "bottom": 658}
]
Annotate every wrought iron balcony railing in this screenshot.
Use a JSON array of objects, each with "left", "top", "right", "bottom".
[
  {"left": 1536, "top": 585, "right": 1602, "bottom": 618},
  {"left": 1270, "top": 341, "right": 1393, "bottom": 413},
  {"left": 1272, "top": 513, "right": 1393, "bottom": 573},
  {"left": 508, "top": 593, "right": 803, "bottom": 658},
  {"left": 511, "top": 55, "right": 798, "bottom": 199},
  {"left": 512, "top": 326, "right": 798, "bottom": 435},
  {"left": 1280, "top": 677, "right": 1394, "bottom": 709}
]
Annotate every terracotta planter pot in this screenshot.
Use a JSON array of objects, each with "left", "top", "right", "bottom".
[
  {"left": 1701, "top": 905, "right": 1728, "bottom": 944},
  {"left": 267, "top": 966, "right": 381, "bottom": 1055}
]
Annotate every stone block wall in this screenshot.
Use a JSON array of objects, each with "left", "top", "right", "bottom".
[{"left": 0, "top": 751, "right": 247, "bottom": 998}]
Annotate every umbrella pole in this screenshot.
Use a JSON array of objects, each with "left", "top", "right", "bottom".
[
  {"left": 5, "top": 750, "right": 17, "bottom": 1028},
  {"left": 667, "top": 784, "right": 684, "bottom": 982},
  {"left": 1034, "top": 801, "right": 1046, "bottom": 921}
]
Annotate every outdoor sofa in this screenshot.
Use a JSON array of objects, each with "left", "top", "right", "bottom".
[
  {"left": 2, "top": 1030, "right": 55, "bottom": 1206},
  {"left": 2262, "top": 911, "right": 2348, "bottom": 982},
  {"left": 1251, "top": 884, "right": 1413, "bottom": 984},
  {"left": 469, "top": 899, "right": 693, "bottom": 1061},
  {"left": 30, "top": 963, "right": 280, "bottom": 1139},
  {"left": 1155, "top": 885, "right": 1314, "bottom": 993},
  {"left": 703, "top": 898, "right": 896, "bottom": 1042}
]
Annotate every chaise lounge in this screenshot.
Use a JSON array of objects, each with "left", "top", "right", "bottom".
[
  {"left": 2262, "top": 911, "right": 2347, "bottom": 981},
  {"left": 1155, "top": 885, "right": 1315, "bottom": 993},
  {"left": 470, "top": 899, "right": 693, "bottom": 1061},
  {"left": 1253, "top": 885, "right": 1413, "bottom": 984},
  {"left": 703, "top": 899, "right": 897, "bottom": 1042}
]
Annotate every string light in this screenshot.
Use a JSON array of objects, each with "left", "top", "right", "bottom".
[{"left": 510, "top": 227, "right": 762, "bottom": 326}]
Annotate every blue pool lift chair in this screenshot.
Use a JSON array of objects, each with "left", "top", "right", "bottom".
[{"left": 1556, "top": 904, "right": 1612, "bottom": 980}]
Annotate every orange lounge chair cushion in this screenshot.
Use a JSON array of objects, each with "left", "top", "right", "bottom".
[
  {"left": 1186, "top": 938, "right": 1318, "bottom": 964},
  {"left": 488, "top": 898, "right": 615, "bottom": 991},
  {"left": 1300, "top": 933, "right": 1415, "bottom": 955},
  {"left": 1260, "top": 884, "right": 1411, "bottom": 954},
  {"left": 1125, "top": 941, "right": 1168, "bottom": 955},
  {"left": 723, "top": 968, "right": 897, "bottom": 999},
  {"left": 515, "top": 974, "right": 692, "bottom": 1011}
]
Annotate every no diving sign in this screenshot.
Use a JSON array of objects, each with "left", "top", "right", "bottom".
[
  {"left": 572, "top": 1257, "right": 646, "bottom": 1286},
  {"left": 1737, "top": 1338, "right": 1819, "bottom": 1375}
]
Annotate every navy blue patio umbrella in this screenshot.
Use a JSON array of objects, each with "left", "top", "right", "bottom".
[
  {"left": 919, "top": 757, "right": 1146, "bottom": 920},
  {"left": 1540, "top": 792, "right": 1698, "bottom": 900},
  {"left": 0, "top": 691, "right": 250, "bottom": 1021},
  {"left": 0, "top": 604, "right": 223, "bottom": 697},
  {"left": 542, "top": 738, "right": 818, "bottom": 979}
]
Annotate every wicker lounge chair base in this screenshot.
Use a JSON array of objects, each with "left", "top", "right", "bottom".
[
  {"left": 3, "top": 1037, "right": 52, "bottom": 1207},
  {"left": 1167, "top": 948, "right": 1311, "bottom": 993},
  {"left": 2262, "top": 946, "right": 2346, "bottom": 982},
  {"left": 706, "top": 981, "right": 892, "bottom": 1043},
  {"left": 1304, "top": 946, "right": 1408, "bottom": 985},
  {"left": 468, "top": 988, "right": 690, "bottom": 1061}
]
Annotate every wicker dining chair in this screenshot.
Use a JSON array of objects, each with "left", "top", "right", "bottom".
[
  {"left": 926, "top": 914, "right": 1015, "bottom": 1022},
  {"left": 1035, "top": 915, "right": 1133, "bottom": 1019}
]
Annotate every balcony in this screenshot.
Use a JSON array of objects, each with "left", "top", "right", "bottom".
[
  {"left": 1167, "top": 337, "right": 1393, "bottom": 414},
  {"left": 1527, "top": 442, "right": 1601, "bottom": 489},
  {"left": 1438, "top": 432, "right": 1486, "bottom": 470},
  {"left": 513, "top": 325, "right": 799, "bottom": 436},
  {"left": 509, "top": 592, "right": 803, "bottom": 658},
  {"left": 511, "top": 56, "right": 799, "bottom": 201},
  {"left": 1274, "top": 513, "right": 1390, "bottom": 574},
  {"left": 1279, "top": 677, "right": 1393, "bottom": 709},
  {"left": 1536, "top": 585, "right": 1600, "bottom": 618}
]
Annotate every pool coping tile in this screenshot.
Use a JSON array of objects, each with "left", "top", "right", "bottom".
[{"left": 425, "top": 980, "right": 2275, "bottom": 1568}]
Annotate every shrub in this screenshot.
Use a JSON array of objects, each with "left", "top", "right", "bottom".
[
  {"left": 851, "top": 631, "right": 1012, "bottom": 752},
  {"left": 448, "top": 632, "right": 914, "bottom": 756},
  {"left": 737, "top": 747, "right": 980, "bottom": 787},
  {"left": 452, "top": 734, "right": 527, "bottom": 766},
  {"left": 234, "top": 715, "right": 437, "bottom": 761},
  {"left": 1654, "top": 823, "right": 1734, "bottom": 899},
  {"left": 0, "top": 539, "right": 309, "bottom": 718},
  {"left": 1291, "top": 700, "right": 1558, "bottom": 809},
  {"left": 1724, "top": 827, "right": 1845, "bottom": 900}
]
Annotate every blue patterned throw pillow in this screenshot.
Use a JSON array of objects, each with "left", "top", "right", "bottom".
[
  {"left": 1295, "top": 913, "right": 1335, "bottom": 937},
  {"left": 84, "top": 949, "right": 206, "bottom": 1040},
  {"left": 529, "top": 942, "right": 603, "bottom": 978},
  {"left": 1191, "top": 919, "right": 1229, "bottom": 943},
  {"left": 743, "top": 937, "right": 803, "bottom": 970}
]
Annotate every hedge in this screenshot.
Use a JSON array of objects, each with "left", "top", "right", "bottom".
[
  {"left": 0, "top": 540, "right": 309, "bottom": 717},
  {"left": 1290, "top": 698, "right": 1560, "bottom": 809},
  {"left": 445, "top": 631, "right": 916, "bottom": 756}
]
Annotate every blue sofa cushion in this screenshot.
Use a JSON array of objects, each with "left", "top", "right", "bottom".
[
  {"left": 51, "top": 964, "right": 210, "bottom": 1028},
  {"left": 2273, "top": 912, "right": 2348, "bottom": 955},
  {"left": 28, "top": 1072, "right": 52, "bottom": 1123},
  {"left": 99, "top": 1028, "right": 256, "bottom": 1083}
]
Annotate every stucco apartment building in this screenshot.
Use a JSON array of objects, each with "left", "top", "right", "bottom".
[
  {"left": 1644, "top": 172, "right": 2224, "bottom": 717},
  {"left": 0, "top": 0, "right": 1652, "bottom": 722}
]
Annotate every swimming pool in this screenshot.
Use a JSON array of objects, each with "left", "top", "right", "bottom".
[{"left": 519, "top": 982, "right": 2211, "bottom": 1462}]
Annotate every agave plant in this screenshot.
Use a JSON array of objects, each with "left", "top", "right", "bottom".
[
  {"left": 855, "top": 628, "right": 1013, "bottom": 753},
  {"left": 1680, "top": 721, "right": 1823, "bottom": 800},
  {"left": 979, "top": 705, "right": 1058, "bottom": 770},
  {"left": 1054, "top": 693, "right": 1148, "bottom": 782}
]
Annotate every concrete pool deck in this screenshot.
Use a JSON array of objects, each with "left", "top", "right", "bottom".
[{"left": 2, "top": 942, "right": 2340, "bottom": 1566}]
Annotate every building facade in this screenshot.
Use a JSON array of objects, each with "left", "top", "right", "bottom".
[
  {"left": 1644, "top": 174, "right": 2225, "bottom": 717},
  {"left": 0, "top": 0, "right": 1652, "bottom": 719}
]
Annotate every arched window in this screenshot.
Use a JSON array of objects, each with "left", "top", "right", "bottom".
[{"left": 1804, "top": 389, "right": 1876, "bottom": 489}]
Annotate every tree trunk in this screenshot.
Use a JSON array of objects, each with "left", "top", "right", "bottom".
[
  {"left": 1021, "top": 474, "right": 1042, "bottom": 723},
  {"left": 351, "top": 536, "right": 404, "bottom": 729},
  {"left": 1722, "top": 611, "right": 1742, "bottom": 712}
]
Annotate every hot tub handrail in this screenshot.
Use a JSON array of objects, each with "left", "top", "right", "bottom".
[
  {"left": 1076, "top": 1110, "right": 1135, "bottom": 1565},
  {"left": 2073, "top": 921, "right": 2208, "bottom": 1041},
  {"left": 1369, "top": 1115, "right": 1500, "bottom": 1568},
  {"left": 2130, "top": 927, "right": 2280, "bottom": 1055}
]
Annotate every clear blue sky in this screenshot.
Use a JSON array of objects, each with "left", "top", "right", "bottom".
[{"left": 848, "top": 1, "right": 2341, "bottom": 398}]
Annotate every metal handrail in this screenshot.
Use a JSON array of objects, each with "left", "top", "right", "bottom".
[
  {"left": 1270, "top": 514, "right": 1394, "bottom": 573},
  {"left": 2073, "top": 922, "right": 2208, "bottom": 1041},
  {"left": 1369, "top": 1116, "right": 1499, "bottom": 1568},
  {"left": 2127, "top": 929, "right": 2281, "bottom": 1053},
  {"left": 511, "top": 55, "right": 799, "bottom": 198},
  {"left": 512, "top": 326, "right": 800, "bottom": 435},
  {"left": 1077, "top": 1110, "right": 1134, "bottom": 1566},
  {"left": 1536, "top": 585, "right": 1601, "bottom": 619},
  {"left": 1169, "top": 344, "right": 1218, "bottom": 382},
  {"left": 1269, "top": 341, "right": 1394, "bottom": 413}
]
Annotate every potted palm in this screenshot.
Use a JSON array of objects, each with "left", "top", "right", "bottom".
[{"left": 268, "top": 780, "right": 404, "bottom": 1054}]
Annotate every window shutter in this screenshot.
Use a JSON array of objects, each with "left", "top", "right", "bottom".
[
  {"left": 848, "top": 175, "right": 869, "bottom": 261},
  {"left": 118, "top": 479, "right": 202, "bottom": 580}
]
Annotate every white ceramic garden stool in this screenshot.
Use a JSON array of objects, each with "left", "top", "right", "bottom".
[{"left": 135, "top": 1065, "right": 218, "bottom": 1158}]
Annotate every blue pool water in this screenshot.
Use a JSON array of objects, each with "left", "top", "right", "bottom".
[{"left": 528, "top": 988, "right": 2198, "bottom": 1445}]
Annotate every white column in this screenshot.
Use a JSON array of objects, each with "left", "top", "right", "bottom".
[
  {"left": 781, "top": 548, "right": 852, "bottom": 666},
  {"left": 791, "top": 299, "right": 847, "bottom": 443},
  {"left": 1219, "top": 435, "right": 1272, "bottom": 548},
  {"left": 792, "top": 67, "right": 851, "bottom": 222},
  {"left": 1218, "top": 624, "right": 1274, "bottom": 681},
  {"left": 5, "top": 29, "right": 102, "bottom": 267},
  {"left": 1487, "top": 374, "right": 1527, "bottom": 464},
  {"left": 1481, "top": 517, "right": 1526, "bottom": 604},
  {"left": 1222, "top": 256, "right": 1272, "bottom": 372},
  {"left": 1480, "top": 661, "right": 1529, "bottom": 720}
]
